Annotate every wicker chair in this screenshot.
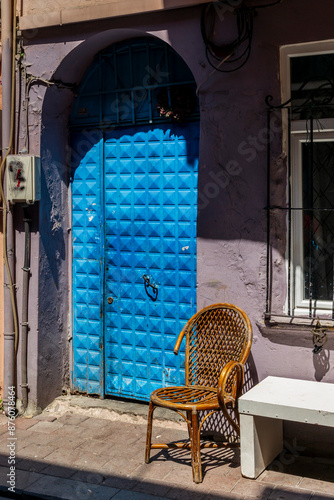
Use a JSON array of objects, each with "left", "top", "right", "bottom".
[{"left": 145, "top": 303, "right": 253, "bottom": 483}]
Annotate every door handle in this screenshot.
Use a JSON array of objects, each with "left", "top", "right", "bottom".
[
  {"left": 143, "top": 274, "right": 158, "bottom": 302},
  {"left": 142, "top": 274, "right": 158, "bottom": 291}
]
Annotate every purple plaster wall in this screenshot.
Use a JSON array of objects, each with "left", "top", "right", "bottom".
[{"left": 17, "top": 0, "right": 334, "bottom": 436}]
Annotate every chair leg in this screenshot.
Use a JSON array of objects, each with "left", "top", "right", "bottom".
[
  {"left": 186, "top": 410, "right": 192, "bottom": 438},
  {"left": 190, "top": 410, "right": 202, "bottom": 483},
  {"left": 145, "top": 400, "right": 155, "bottom": 464}
]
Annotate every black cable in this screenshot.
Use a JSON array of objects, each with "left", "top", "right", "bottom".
[
  {"left": 201, "top": 3, "right": 254, "bottom": 72},
  {"left": 207, "top": 29, "right": 252, "bottom": 64},
  {"left": 202, "top": 3, "right": 254, "bottom": 72},
  {"left": 251, "top": 0, "right": 282, "bottom": 8},
  {"left": 205, "top": 40, "right": 252, "bottom": 72},
  {"left": 210, "top": 0, "right": 282, "bottom": 8},
  {"left": 201, "top": 0, "right": 283, "bottom": 73},
  {"left": 201, "top": 3, "right": 243, "bottom": 59}
]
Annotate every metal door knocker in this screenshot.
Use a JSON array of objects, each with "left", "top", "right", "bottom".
[{"left": 143, "top": 274, "right": 158, "bottom": 302}]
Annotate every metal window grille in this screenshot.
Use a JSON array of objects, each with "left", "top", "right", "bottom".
[
  {"left": 70, "top": 37, "right": 199, "bottom": 129},
  {"left": 265, "top": 78, "right": 334, "bottom": 319}
]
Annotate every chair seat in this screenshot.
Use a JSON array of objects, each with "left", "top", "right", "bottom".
[{"left": 151, "top": 385, "right": 220, "bottom": 411}]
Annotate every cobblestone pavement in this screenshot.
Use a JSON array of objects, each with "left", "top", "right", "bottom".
[{"left": 0, "top": 397, "right": 334, "bottom": 499}]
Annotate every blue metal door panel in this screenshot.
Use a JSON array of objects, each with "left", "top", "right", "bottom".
[
  {"left": 71, "top": 123, "right": 199, "bottom": 400},
  {"left": 104, "top": 122, "right": 199, "bottom": 400},
  {"left": 71, "top": 131, "right": 104, "bottom": 395}
]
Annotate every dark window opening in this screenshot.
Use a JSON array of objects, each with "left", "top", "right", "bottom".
[{"left": 70, "top": 37, "right": 199, "bottom": 129}]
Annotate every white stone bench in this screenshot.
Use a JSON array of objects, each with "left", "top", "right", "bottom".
[{"left": 239, "top": 376, "right": 334, "bottom": 479}]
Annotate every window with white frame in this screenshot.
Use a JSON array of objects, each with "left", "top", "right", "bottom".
[
  {"left": 267, "top": 42, "right": 334, "bottom": 319},
  {"left": 291, "top": 128, "right": 334, "bottom": 315}
]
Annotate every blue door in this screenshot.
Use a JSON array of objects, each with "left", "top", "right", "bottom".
[
  {"left": 104, "top": 123, "right": 199, "bottom": 399},
  {"left": 72, "top": 122, "right": 199, "bottom": 400}
]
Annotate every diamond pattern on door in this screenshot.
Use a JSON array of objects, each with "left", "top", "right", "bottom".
[
  {"left": 72, "top": 122, "right": 198, "bottom": 401},
  {"left": 104, "top": 123, "right": 199, "bottom": 400},
  {"left": 72, "top": 132, "right": 104, "bottom": 395}
]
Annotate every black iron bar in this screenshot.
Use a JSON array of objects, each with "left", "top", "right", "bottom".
[
  {"left": 268, "top": 243, "right": 273, "bottom": 319},
  {"left": 332, "top": 254, "right": 334, "bottom": 320},
  {"left": 129, "top": 46, "right": 135, "bottom": 125},
  {"left": 99, "top": 53, "right": 102, "bottom": 125},
  {"left": 268, "top": 312, "right": 334, "bottom": 321},
  {"left": 113, "top": 46, "right": 120, "bottom": 125},
  {"left": 78, "top": 80, "right": 196, "bottom": 97},
  {"left": 165, "top": 43, "right": 170, "bottom": 86},
  {"left": 147, "top": 41, "right": 153, "bottom": 124},
  {"left": 268, "top": 207, "right": 334, "bottom": 211},
  {"left": 309, "top": 116, "right": 314, "bottom": 318},
  {"left": 70, "top": 114, "right": 201, "bottom": 131},
  {"left": 129, "top": 44, "right": 134, "bottom": 89},
  {"left": 148, "top": 88, "right": 153, "bottom": 123},
  {"left": 288, "top": 107, "right": 292, "bottom": 316},
  {"left": 131, "top": 90, "right": 135, "bottom": 124},
  {"left": 265, "top": 108, "right": 271, "bottom": 318}
]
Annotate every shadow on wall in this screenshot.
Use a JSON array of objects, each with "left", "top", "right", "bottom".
[
  {"left": 39, "top": 72, "right": 85, "bottom": 289},
  {"left": 70, "top": 123, "right": 199, "bottom": 173},
  {"left": 39, "top": 167, "right": 65, "bottom": 289},
  {"left": 313, "top": 349, "right": 331, "bottom": 381},
  {"left": 169, "top": 7, "right": 276, "bottom": 248},
  {"left": 257, "top": 321, "right": 333, "bottom": 381},
  {"left": 35, "top": 83, "right": 74, "bottom": 409},
  {"left": 48, "top": 22, "right": 278, "bottom": 247}
]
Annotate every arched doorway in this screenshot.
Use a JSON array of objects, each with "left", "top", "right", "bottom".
[{"left": 70, "top": 37, "right": 199, "bottom": 400}]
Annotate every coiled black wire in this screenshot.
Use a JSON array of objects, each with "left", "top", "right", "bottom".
[{"left": 201, "top": 0, "right": 283, "bottom": 73}]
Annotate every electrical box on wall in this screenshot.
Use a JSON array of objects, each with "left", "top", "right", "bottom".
[{"left": 6, "top": 155, "right": 41, "bottom": 204}]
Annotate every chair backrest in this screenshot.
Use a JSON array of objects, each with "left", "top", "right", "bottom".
[{"left": 184, "top": 303, "right": 252, "bottom": 388}]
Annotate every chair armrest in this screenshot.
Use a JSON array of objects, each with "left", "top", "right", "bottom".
[
  {"left": 173, "top": 327, "right": 187, "bottom": 355},
  {"left": 217, "top": 360, "right": 245, "bottom": 435}
]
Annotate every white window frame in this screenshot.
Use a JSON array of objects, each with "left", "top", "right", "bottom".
[
  {"left": 281, "top": 40, "right": 334, "bottom": 105},
  {"left": 291, "top": 125, "right": 334, "bottom": 315},
  {"left": 281, "top": 41, "right": 334, "bottom": 316}
]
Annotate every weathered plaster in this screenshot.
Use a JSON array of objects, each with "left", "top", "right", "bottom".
[
  {"left": 14, "top": 0, "right": 334, "bottom": 446},
  {"left": 19, "top": 0, "right": 212, "bottom": 29}
]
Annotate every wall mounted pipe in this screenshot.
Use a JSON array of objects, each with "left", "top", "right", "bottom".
[
  {"left": 20, "top": 207, "right": 31, "bottom": 411},
  {"left": 2, "top": 0, "right": 17, "bottom": 414}
]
